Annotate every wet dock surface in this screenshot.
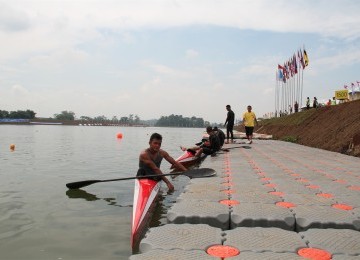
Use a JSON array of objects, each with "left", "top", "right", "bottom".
[{"left": 130, "top": 140, "right": 360, "bottom": 259}]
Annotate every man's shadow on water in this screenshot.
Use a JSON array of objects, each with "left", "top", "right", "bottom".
[{"left": 66, "top": 189, "right": 132, "bottom": 207}]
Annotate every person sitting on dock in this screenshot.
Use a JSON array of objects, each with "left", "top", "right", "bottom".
[
  {"left": 138, "top": 133, "right": 187, "bottom": 192},
  {"left": 180, "top": 126, "right": 221, "bottom": 157},
  {"left": 213, "top": 126, "right": 225, "bottom": 147}
]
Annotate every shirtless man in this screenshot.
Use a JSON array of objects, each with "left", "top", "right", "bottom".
[{"left": 138, "top": 133, "right": 187, "bottom": 192}]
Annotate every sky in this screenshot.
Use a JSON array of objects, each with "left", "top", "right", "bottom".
[{"left": 0, "top": 0, "right": 360, "bottom": 123}]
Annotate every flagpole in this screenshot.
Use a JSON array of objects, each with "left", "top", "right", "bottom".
[{"left": 275, "top": 69, "right": 279, "bottom": 117}]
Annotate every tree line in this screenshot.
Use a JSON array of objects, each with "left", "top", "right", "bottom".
[
  {"left": 0, "top": 109, "right": 36, "bottom": 119},
  {"left": 155, "top": 114, "right": 208, "bottom": 127},
  {"left": 1, "top": 109, "right": 211, "bottom": 127}
]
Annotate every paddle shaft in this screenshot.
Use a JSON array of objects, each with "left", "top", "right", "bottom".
[
  {"left": 91, "top": 172, "right": 186, "bottom": 183},
  {"left": 66, "top": 168, "right": 215, "bottom": 189}
]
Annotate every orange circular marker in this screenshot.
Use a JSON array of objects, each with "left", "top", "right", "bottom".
[
  {"left": 316, "top": 193, "right": 333, "bottom": 198},
  {"left": 219, "top": 199, "right": 240, "bottom": 206},
  {"left": 348, "top": 186, "right": 360, "bottom": 191},
  {"left": 291, "top": 173, "right": 301, "bottom": 177},
  {"left": 222, "top": 190, "right": 235, "bottom": 194},
  {"left": 297, "top": 178, "right": 309, "bottom": 183},
  {"left": 222, "top": 182, "right": 234, "bottom": 187},
  {"left": 265, "top": 183, "right": 276, "bottom": 188},
  {"left": 276, "top": 202, "right": 296, "bottom": 208},
  {"left": 261, "top": 177, "right": 272, "bottom": 181},
  {"left": 207, "top": 245, "right": 240, "bottom": 258},
  {"left": 334, "top": 179, "right": 347, "bottom": 184},
  {"left": 116, "top": 133, "right": 123, "bottom": 139},
  {"left": 269, "top": 191, "right": 284, "bottom": 197},
  {"left": 306, "top": 185, "right": 320, "bottom": 189},
  {"left": 223, "top": 176, "right": 232, "bottom": 182},
  {"left": 332, "top": 204, "right": 353, "bottom": 211},
  {"left": 297, "top": 248, "right": 332, "bottom": 260}
]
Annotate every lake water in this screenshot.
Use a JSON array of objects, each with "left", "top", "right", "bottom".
[{"left": 0, "top": 125, "right": 204, "bottom": 259}]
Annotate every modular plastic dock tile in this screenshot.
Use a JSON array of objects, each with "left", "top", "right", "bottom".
[
  {"left": 227, "top": 251, "right": 304, "bottom": 259},
  {"left": 293, "top": 205, "right": 360, "bottom": 231},
  {"left": 336, "top": 196, "right": 360, "bottom": 208},
  {"left": 139, "top": 224, "right": 224, "bottom": 253},
  {"left": 231, "top": 191, "right": 283, "bottom": 204},
  {"left": 167, "top": 200, "right": 230, "bottom": 229},
  {"left": 283, "top": 194, "right": 337, "bottom": 206},
  {"left": 230, "top": 203, "right": 295, "bottom": 230},
  {"left": 129, "top": 249, "right": 215, "bottom": 260},
  {"left": 224, "top": 227, "right": 306, "bottom": 253},
  {"left": 185, "top": 183, "right": 224, "bottom": 193},
  {"left": 232, "top": 184, "right": 275, "bottom": 192},
  {"left": 300, "top": 228, "right": 360, "bottom": 255},
  {"left": 276, "top": 184, "right": 321, "bottom": 194},
  {"left": 332, "top": 255, "right": 360, "bottom": 259},
  {"left": 176, "top": 191, "right": 229, "bottom": 202}
]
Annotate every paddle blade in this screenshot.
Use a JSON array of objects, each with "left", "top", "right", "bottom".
[
  {"left": 66, "top": 180, "right": 102, "bottom": 189},
  {"left": 183, "top": 168, "right": 216, "bottom": 178}
]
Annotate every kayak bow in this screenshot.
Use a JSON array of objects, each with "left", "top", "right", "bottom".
[{"left": 131, "top": 178, "right": 161, "bottom": 248}]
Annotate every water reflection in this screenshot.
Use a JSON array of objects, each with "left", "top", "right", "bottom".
[{"left": 66, "top": 189, "right": 132, "bottom": 207}]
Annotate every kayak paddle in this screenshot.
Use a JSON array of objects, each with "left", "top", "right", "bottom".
[{"left": 66, "top": 168, "right": 216, "bottom": 190}]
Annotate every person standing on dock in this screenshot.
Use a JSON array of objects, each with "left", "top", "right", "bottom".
[
  {"left": 224, "top": 105, "right": 235, "bottom": 143},
  {"left": 242, "top": 105, "right": 258, "bottom": 144},
  {"left": 138, "top": 133, "right": 187, "bottom": 192}
]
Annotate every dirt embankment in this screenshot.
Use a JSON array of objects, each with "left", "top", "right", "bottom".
[{"left": 251, "top": 100, "right": 360, "bottom": 157}]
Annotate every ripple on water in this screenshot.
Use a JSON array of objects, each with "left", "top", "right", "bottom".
[{"left": 0, "top": 201, "right": 34, "bottom": 240}]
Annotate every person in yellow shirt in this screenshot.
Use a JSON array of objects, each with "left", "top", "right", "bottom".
[{"left": 242, "top": 105, "right": 258, "bottom": 144}]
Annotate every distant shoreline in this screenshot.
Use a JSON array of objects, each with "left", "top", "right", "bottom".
[{"left": 0, "top": 119, "right": 148, "bottom": 127}]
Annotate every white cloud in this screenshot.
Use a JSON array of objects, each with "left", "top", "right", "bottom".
[
  {"left": 185, "top": 49, "right": 199, "bottom": 59},
  {"left": 0, "top": 2, "right": 31, "bottom": 32},
  {"left": 11, "top": 84, "right": 29, "bottom": 95},
  {"left": 28, "top": 48, "right": 89, "bottom": 68},
  {"left": 314, "top": 48, "right": 360, "bottom": 69},
  {"left": 141, "top": 60, "right": 190, "bottom": 77}
]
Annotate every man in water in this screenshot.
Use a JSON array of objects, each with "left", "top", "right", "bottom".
[
  {"left": 138, "top": 133, "right": 187, "bottom": 192},
  {"left": 180, "top": 126, "right": 221, "bottom": 157},
  {"left": 224, "top": 105, "right": 235, "bottom": 143},
  {"left": 242, "top": 105, "right": 258, "bottom": 144}
]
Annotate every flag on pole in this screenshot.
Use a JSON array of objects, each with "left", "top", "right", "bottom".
[
  {"left": 298, "top": 50, "right": 305, "bottom": 69},
  {"left": 303, "top": 49, "right": 309, "bottom": 67},
  {"left": 293, "top": 54, "right": 298, "bottom": 74},
  {"left": 278, "top": 69, "right": 283, "bottom": 81}
]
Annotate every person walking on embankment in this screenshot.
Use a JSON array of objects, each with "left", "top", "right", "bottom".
[{"left": 242, "top": 105, "right": 258, "bottom": 144}]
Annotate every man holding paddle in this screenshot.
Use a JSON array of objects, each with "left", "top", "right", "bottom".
[{"left": 138, "top": 133, "right": 187, "bottom": 192}]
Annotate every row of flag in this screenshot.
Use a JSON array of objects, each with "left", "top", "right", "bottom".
[
  {"left": 276, "top": 48, "right": 309, "bottom": 83},
  {"left": 344, "top": 81, "right": 360, "bottom": 91}
]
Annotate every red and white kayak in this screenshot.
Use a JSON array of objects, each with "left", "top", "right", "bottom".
[
  {"left": 131, "top": 178, "right": 161, "bottom": 248},
  {"left": 171, "top": 149, "right": 206, "bottom": 169}
]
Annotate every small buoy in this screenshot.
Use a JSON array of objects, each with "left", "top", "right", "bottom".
[
  {"left": 116, "top": 133, "right": 123, "bottom": 139},
  {"left": 10, "top": 144, "right": 15, "bottom": 151}
]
